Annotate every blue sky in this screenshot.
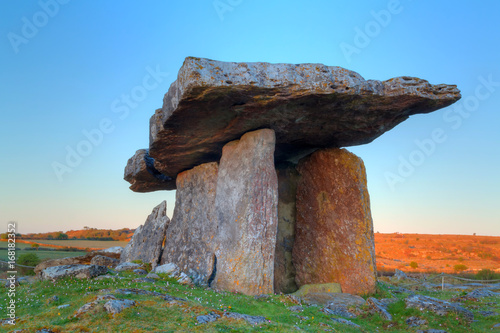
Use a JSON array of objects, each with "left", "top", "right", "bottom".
[{"left": 1, "top": 1, "right": 499, "bottom": 235}]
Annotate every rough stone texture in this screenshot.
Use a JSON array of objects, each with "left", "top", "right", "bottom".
[
  {"left": 120, "top": 200, "right": 170, "bottom": 267},
  {"left": 322, "top": 293, "right": 366, "bottom": 318},
  {"left": 292, "top": 148, "right": 377, "bottom": 295},
  {"left": 90, "top": 255, "right": 119, "bottom": 268},
  {"left": 100, "top": 246, "right": 123, "bottom": 255},
  {"left": 126, "top": 57, "right": 460, "bottom": 191},
  {"left": 405, "top": 294, "right": 474, "bottom": 320},
  {"left": 160, "top": 162, "right": 219, "bottom": 286},
  {"left": 114, "top": 262, "right": 142, "bottom": 272},
  {"left": 124, "top": 148, "right": 172, "bottom": 192},
  {"left": 213, "top": 129, "right": 278, "bottom": 295},
  {"left": 224, "top": 312, "right": 266, "bottom": 325},
  {"left": 367, "top": 297, "right": 393, "bottom": 321},
  {"left": 104, "top": 299, "right": 136, "bottom": 315},
  {"left": 274, "top": 162, "right": 300, "bottom": 294},
  {"left": 40, "top": 265, "right": 107, "bottom": 280}
]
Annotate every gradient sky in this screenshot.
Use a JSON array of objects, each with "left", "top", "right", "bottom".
[{"left": 1, "top": 1, "right": 499, "bottom": 235}]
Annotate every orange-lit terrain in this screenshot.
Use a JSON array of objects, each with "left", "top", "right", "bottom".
[{"left": 375, "top": 233, "right": 500, "bottom": 274}]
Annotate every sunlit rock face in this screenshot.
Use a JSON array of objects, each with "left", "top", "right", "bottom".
[{"left": 293, "top": 148, "right": 377, "bottom": 295}]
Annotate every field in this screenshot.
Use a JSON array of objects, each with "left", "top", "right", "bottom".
[
  {"left": 24, "top": 240, "right": 129, "bottom": 250},
  {"left": 375, "top": 233, "right": 500, "bottom": 274}
]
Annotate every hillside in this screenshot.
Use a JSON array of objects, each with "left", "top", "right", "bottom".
[{"left": 375, "top": 233, "right": 500, "bottom": 274}]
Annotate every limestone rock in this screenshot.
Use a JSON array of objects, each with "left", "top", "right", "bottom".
[
  {"left": 224, "top": 312, "right": 266, "bottom": 325},
  {"left": 274, "top": 162, "right": 300, "bottom": 294},
  {"left": 100, "top": 247, "right": 123, "bottom": 255},
  {"left": 40, "top": 264, "right": 107, "bottom": 280},
  {"left": 124, "top": 148, "right": 172, "bottom": 192},
  {"left": 120, "top": 200, "right": 170, "bottom": 267},
  {"left": 160, "top": 162, "right": 219, "bottom": 286},
  {"left": 214, "top": 129, "right": 278, "bottom": 295},
  {"left": 115, "top": 262, "right": 142, "bottom": 272},
  {"left": 126, "top": 57, "right": 460, "bottom": 191},
  {"left": 197, "top": 313, "right": 221, "bottom": 324},
  {"left": 405, "top": 294, "right": 474, "bottom": 320},
  {"left": 293, "top": 148, "right": 377, "bottom": 295},
  {"left": 154, "top": 263, "right": 179, "bottom": 275},
  {"left": 367, "top": 297, "right": 392, "bottom": 321},
  {"left": 90, "top": 255, "right": 119, "bottom": 268},
  {"left": 322, "top": 293, "right": 366, "bottom": 318},
  {"left": 104, "top": 299, "right": 136, "bottom": 315}
]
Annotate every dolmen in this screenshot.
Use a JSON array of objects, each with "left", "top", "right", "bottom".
[{"left": 122, "top": 57, "right": 461, "bottom": 295}]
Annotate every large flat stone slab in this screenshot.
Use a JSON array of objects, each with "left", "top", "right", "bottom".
[
  {"left": 292, "top": 148, "right": 377, "bottom": 295},
  {"left": 126, "top": 57, "right": 460, "bottom": 191},
  {"left": 213, "top": 129, "right": 278, "bottom": 295},
  {"left": 160, "top": 162, "right": 219, "bottom": 286},
  {"left": 120, "top": 201, "right": 170, "bottom": 267}
]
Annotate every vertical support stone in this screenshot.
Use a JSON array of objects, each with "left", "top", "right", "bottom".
[
  {"left": 274, "top": 162, "right": 300, "bottom": 294},
  {"left": 120, "top": 201, "right": 170, "bottom": 268},
  {"left": 214, "top": 129, "right": 278, "bottom": 295},
  {"left": 160, "top": 162, "right": 219, "bottom": 286},
  {"left": 293, "top": 148, "right": 377, "bottom": 295}
]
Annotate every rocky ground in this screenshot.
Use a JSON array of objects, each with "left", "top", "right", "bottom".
[{"left": 2, "top": 264, "right": 499, "bottom": 332}]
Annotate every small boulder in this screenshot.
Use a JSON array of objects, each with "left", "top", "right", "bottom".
[
  {"left": 115, "top": 262, "right": 142, "bottom": 272},
  {"left": 197, "top": 313, "right": 221, "bottom": 324},
  {"left": 100, "top": 247, "right": 123, "bottom": 255},
  {"left": 322, "top": 293, "right": 366, "bottom": 318},
  {"left": 153, "top": 263, "right": 179, "bottom": 275},
  {"left": 392, "top": 269, "right": 409, "bottom": 281},
  {"left": 133, "top": 269, "right": 148, "bottom": 275},
  {"left": 90, "top": 255, "right": 119, "bottom": 268},
  {"left": 41, "top": 265, "right": 107, "bottom": 281},
  {"left": 146, "top": 273, "right": 160, "bottom": 279},
  {"left": 104, "top": 299, "right": 136, "bottom": 315}
]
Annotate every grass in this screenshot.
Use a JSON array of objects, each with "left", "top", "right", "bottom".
[
  {"left": 20, "top": 240, "right": 129, "bottom": 249},
  {"left": 1, "top": 272, "right": 499, "bottom": 332}
]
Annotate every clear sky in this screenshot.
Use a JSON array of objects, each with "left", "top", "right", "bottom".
[{"left": 1, "top": 1, "right": 499, "bottom": 235}]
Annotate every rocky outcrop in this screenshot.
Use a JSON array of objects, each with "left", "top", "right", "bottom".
[
  {"left": 40, "top": 264, "right": 107, "bottom": 280},
  {"left": 274, "top": 163, "right": 300, "bottom": 294},
  {"left": 213, "top": 129, "right": 278, "bottom": 295},
  {"left": 293, "top": 148, "right": 377, "bottom": 295},
  {"left": 120, "top": 200, "right": 169, "bottom": 267},
  {"left": 34, "top": 250, "right": 121, "bottom": 277},
  {"left": 126, "top": 57, "right": 460, "bottom": 191},
  {"left": 160, "top": 162, "right": 219, "bottom": 286},
  {"left": 405, "top": 294, "right": 474, "bottom": 320}
]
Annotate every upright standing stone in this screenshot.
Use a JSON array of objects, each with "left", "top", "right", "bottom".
[
  {"left": 120, "top": 201, "right": 170, "bottom": 267},
  {"left": 160, "top": 162, "right": 219, "bottom": 286},
  {"left": 293, "top": 148, "right": 377, "bottom": 295},
  {"left": 214, "top": 129, "right": 278, "bottom": 295},
  {"left": 274, "top": 162, "right": 300, "bottom": 294}
]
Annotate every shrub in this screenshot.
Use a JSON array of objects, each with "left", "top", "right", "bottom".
[
  {"left": 409, "top": 261, "right": 418, "bottom": 269},
  {"left": 453, "top": 264, "right": 468, "bottom": 273},
  {"left": 18, "top": 253, "right": 41, "bottom": 267},
  {"left": 475, "top": 269, "right": 500, "bottom": 281}
]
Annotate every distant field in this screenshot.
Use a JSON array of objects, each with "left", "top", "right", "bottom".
[
  {"left": 23, "top": 240, "right": 129, "bottom": 250},
  {"left": 0, "top": 249, "right": 86, "bottom": 262}
]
